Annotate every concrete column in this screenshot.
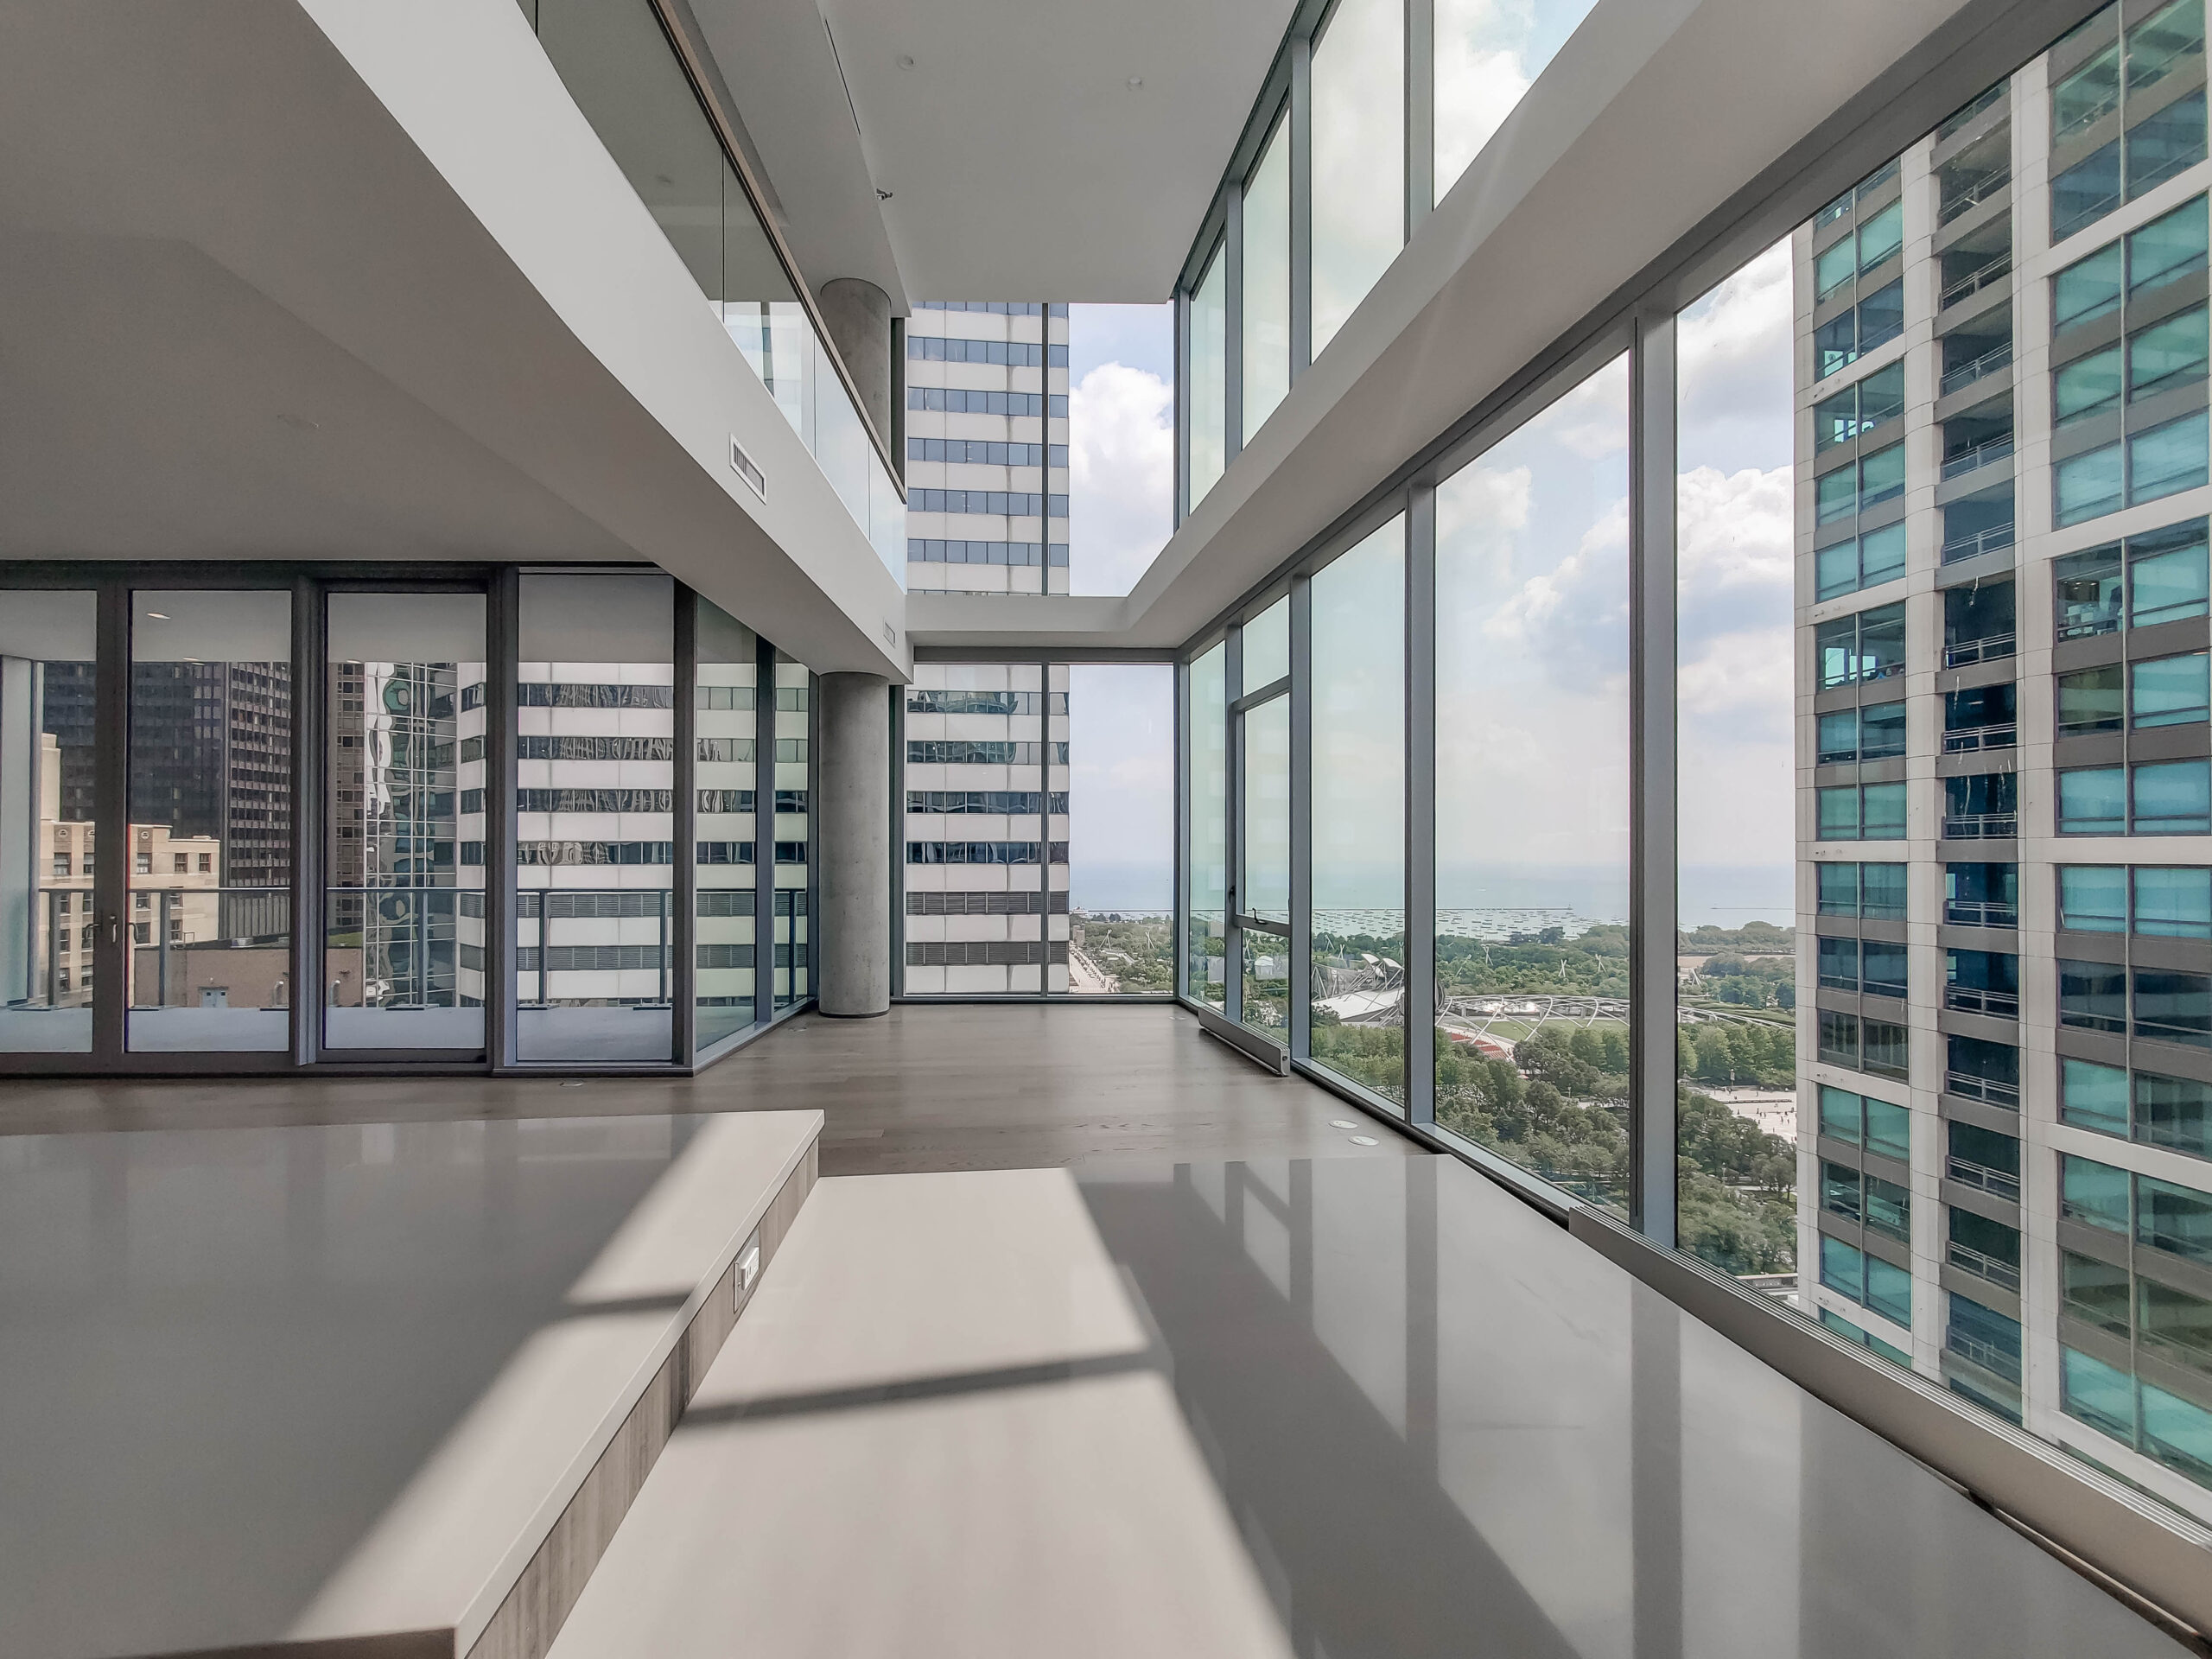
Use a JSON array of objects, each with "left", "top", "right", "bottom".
[
  {"left": 818, "top": 278, "right": 893, "bottom": 446},
  {"left": 816, "top": 671, "right": 891, "bottom": 1016}
]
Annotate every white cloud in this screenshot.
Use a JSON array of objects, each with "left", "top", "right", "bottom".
[
  {"left": 1433, "top": 45, "right": 1534, "bottom": 189},
  {"left": 1675, "top": 461, "right": 1795, "bottom": 862},
  {"left": 1677, "top": 237, "right": 1794, "bottom": 472},
  {"left": 1069, "top": 362, "right": 1173, "bottom": 596}
]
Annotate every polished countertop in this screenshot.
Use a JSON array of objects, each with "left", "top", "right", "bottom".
[{"left": 0, "top": 1109, "right": 820, "bottom": 1659}]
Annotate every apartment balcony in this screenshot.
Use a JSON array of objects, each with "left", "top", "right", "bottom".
[
  {"left": 1941, "top": 434, "right": 2015, "bottom": 480},
  {"left": 1947, "top": 1325, "right": 2024, "bottom": 1385},
  {"left": 1940, "top": 256, "right": 2014, "bottom": 311},
  {"left": 1943, "top": 811, "right": 2018, "bottom": 839},
  {"left": 1946, "top": 983, "right": 2021, "bottom": 1018},
  {"left": 1944, "top": 630, "right": 2018, "bottom": 667},
  {"left": 1948, "top": 1239, "right": 2023, "bottom": 1292},
  {"left": 1948, "top": 1154, "right": 2023, "bottom": 1203},
  {"left": 1940, "top": 342, "right": 2013, "bottom": 397},
  {"left": 1940, "top": 522, "right": 2017, "bottom": 564},
  {"left": 1942, "top": 721, "right": 2018, "bottom": 754},
  {"left": 1947, "top": 1068, "right": 2022, "bottom": 1108},
  {"left": 1939, "top": 166, "right": 2013, "bottom": 226}
]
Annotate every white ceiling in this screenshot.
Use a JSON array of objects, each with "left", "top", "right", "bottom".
[{"left": 725, "top": 0, "right": 1297, "bottom": 303}]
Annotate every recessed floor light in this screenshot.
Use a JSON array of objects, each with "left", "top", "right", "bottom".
[
  {"left": 1349, "top": 1135, "right": 1379, "bottom": 1146},
  {"left": 144, "top": 612, "right": 169, "bottom": 620},
  {"left": 1329, "top": 1119, "right": 1357, "bottom": 1129}
]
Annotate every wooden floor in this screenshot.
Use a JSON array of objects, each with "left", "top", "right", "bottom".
[{"left": 0, "top": 1005, "right": 1417, "bottom": 1173}]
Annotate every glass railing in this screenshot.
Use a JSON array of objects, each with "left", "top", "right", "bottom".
[
  {"left": 1944, "top": 982, "right": 2021, "bottom": 1017},
  {"left": 1948, "top": 1239, "right": 2023, "bottom": 1291},
  {"left": 1938, "top": 167, "right": 2013, "bottom": 225},
  {"left": 1942, "top": 811, "right": 2019, "bottom": 839},
  {"left": 1942, "top": 721, "right": 2018, "bottom": 753},
  {"left": 517, "top": 0, "right": 905, "bottom": 582},
  {"left": 124, "top": 886, "right": 293, "bottom": 1052},
  {"left": 1940, "top": 257, "right": 2014, "bottom": 309},
  {"left": 516, "top": 887, "right": 676, "bottom": 1063},
  {"left": 1943, "top": 630, "right": 2016, "bottom": 666},
  {"left": 1942, "top": 435, "right": 2015, "bottom": 479},
  {"left": 1940, "top": 342, "right": 2013, "bottom": 396},
  {"left": 1945, "top": 898, "right": 2019, "bottom": 929},
  {"left": 1938, "top": 83, "right": 2006, "bottom": 140},
  {"left": 1946, "top": 1067, "right": 2021, "bottom": 1108},
  {"left": 1941, "top": 523, "right": 2017, "bottom": 563},
  {"left": 1948, "top": 1154, "right": 2022, "bottom": 1202}
]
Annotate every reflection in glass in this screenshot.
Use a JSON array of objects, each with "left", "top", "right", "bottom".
[
  {"left": 1187, "top": 645, "right": 1229, "bottom": 1008},
  {"left": 1067, "top": 664, "right": 1176, "bottom": 995},
  {"left": 1191, "top": 245, "right": 1229, "bottom": 506},
  {"left": 1433, "top": 0, "right": 1600, "bottom": 203},
  {"left": 1311, "top": 0, "right": 1403, "bottom": 354},
  {"left": 1243, "top": 115, "right": 1293, "bottom": 443},
  {"left": 772, "top": 654, "right": 813, "bottom": 1007},
  {"left": 1310, "top": 518, "right": 1406, "bottom": 1107},
  {"left": 0, "top": 592, "right": 96, "bottom": 1052},
  {"left": 1675, "top": 238, "right": 1802, "bottom": 1277},
  {"left": 324, "top": 594, "right": 486, "bottom": 1052},
  {"left": 516, "top": 572, "right": 675, "bottom": 1063},
  {"left": 127, "top": 592, "right": 294, "bottom": 1053},
  {"left": 696, "top": 599, "right": 757, "bottom": 1049},
  {"left": 1239, "top": 693, "right": 1290, "bottom": 1035},
  {"left": 1433, "top": 355, "right": 1631, "bottom": 1213}
]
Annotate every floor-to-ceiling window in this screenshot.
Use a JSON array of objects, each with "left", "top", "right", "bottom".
[
  {"left": 127, "top": 589, "right": 295, "bottom": 1054},
  {"left": 324, "top": 591, "right": 487, "bottom": 1056},
  {"left": 693, "top": 598, "right": 758, "bottom": 1050},
  {"left": 1065, "top": 664, "right": 1176, "bottom": 995},
  {"left": 1674, "top": 241, "right": 1801, "bottom": 1282},
  {"left": 1309, "top": 516, "right": 1406, "bottom": 1106},
  {"left": 1187, "top": 643, "right": 1230, "bottom": 1008},
  {"left": 1432, "top": 354, "right": 1632, "bottom": 1213},
  {"left": 515, "top": 572, "right": 677, "bottom": 1064},
  {"left": 772, "top": 652, "right": 813, "bottom": 1008},
  {"left": 1237, "top": 598, "right": 1292, "bottom": 1036},
  {"left": 0, "top": 591, "right": 96, "bottom": 1054}
]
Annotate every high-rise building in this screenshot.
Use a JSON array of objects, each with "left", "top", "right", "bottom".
[
  {"left": 902, "top": 302, "right": 1071, "bottom": 595},
  {"left": 1794, "top": 10, "right": 2212, "bottom": 1519}
]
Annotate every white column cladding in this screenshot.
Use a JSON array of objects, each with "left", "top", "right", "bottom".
[{"left": 816, "top": 672, "right": 891, "bottom": 1015}]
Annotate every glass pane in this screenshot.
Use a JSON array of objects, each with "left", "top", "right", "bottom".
[
  {"left": 1435, "top": 353, "right": 1630, "bottom": 1214},
  {"left": 1187, "top": 644, "right": 1228, "bottom": 1008},
  {"left": 1310, "top": 518, "right": 1405, "bottom": 1107},
  {"left": 515, "top": 572, "right": 675, "bottom": 1062},
  {"left": 0, "top": 592, "right": 96, "bottom": 1053},
  {"left": 1238, "top": 693, "right": 1290, "bottom": 1035},
  {"left": 770, "top": 658, "right": 816, "bottom": 1006},
  {"left": 2133, "top": 651, "right": 2210, "bottom": 727},
  {"left": 1242, "top": 594, "right": 1291, "bottom": 690},
  {"left": 1311, "top": 0, "right": 1403, "bottom": 354},
  {"left": 695, "top": 599, "right": 756, "bottom": 1048},
  {"left": 324, "top": 594, "right": 486, "bottom": 1053},
  {"left": 1189, "top": 245, "right": 1228, "bottom": 506},
  {"left": 1065, "top": 664, "right": 1174, "bottom": 995},
  {"left": 1675, "top": 238, "right": 1799, "bottom": 1273},
  {"left": 1042, "top": 663, "right": 1070, "bottom": 994},
  {"left": 127, "top": 591, "right": 293, "bottom": 1053},
  {"left": 537, "top": 0, "right": 723, "bottom": 296},
  {"left": 1243, "top": 116, "right": 1292, "bottom": 443},
  {"left": 2056, "top": 243, "right": 2124, "bottom": 327},
  {"left": 1432, "top": 0, "right": 1598, "bottom": 202},
  {"left": 902, "top": 664, "right": 1048, "bottom": 995}
]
